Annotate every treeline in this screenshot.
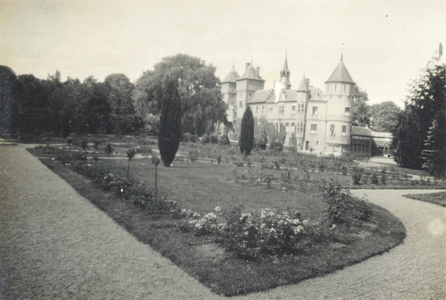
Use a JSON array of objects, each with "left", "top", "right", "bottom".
[
  {"left": 0, "top": 67, "right": 142, "bottom": 137},
  {"left": 392, "top": 45, "right": 445, "bottom": 177},
  {"left": 0, "top": 53, "right": 227, "bottom": 139}
]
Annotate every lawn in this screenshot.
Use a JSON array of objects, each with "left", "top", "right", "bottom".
[
  {"left": 403, "top": 191, "right": 446, "bottom": 208},
  {"left": 31, "top": 144, "right": 408, "bottom": 296}
]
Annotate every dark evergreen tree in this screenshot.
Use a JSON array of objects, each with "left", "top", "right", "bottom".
[
  {"left": 239, "top": 106, "right": 254, "bottom": 156},
  {"left": 0, "top": 66, "right": 17, "bottom": 136},
  {"left": 158, "top": 77, "right": 182, "bottom": 167},
  {"left": 393, "top": 107, "right": 424, "bottom": 169}
]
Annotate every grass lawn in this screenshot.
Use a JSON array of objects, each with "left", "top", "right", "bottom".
[
  {"left": 403, "top": 191, "right": 446, "bottom": 208},
  {"left": 34, "top": 150, "right": 407, "bottom": 296}
]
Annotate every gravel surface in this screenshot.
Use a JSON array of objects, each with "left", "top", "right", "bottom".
[{"left": 1, "top": 145, "right": 445, "bottom": 299}]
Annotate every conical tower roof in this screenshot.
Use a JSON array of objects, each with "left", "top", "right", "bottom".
[
  {"left": 296, "top": 75, "right": 308, "bottom": 91},
  {"left": 222, "top": 65, "right": 240, "bottom": 83},
  {"left": 325, "top": 55, "right": 355, "bottom": 84}
]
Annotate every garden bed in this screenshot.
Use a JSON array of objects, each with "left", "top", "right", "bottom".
[{"left": 31, "top": 146, "right": 407, "bottom": 296}]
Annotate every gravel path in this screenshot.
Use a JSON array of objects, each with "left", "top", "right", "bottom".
[{"left": 1, "top": 145, "right": 445, "bottom": 299}]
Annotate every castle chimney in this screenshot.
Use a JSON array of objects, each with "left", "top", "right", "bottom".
[{"left": 245, "top": 62, "right": 250, "bottom": 70}]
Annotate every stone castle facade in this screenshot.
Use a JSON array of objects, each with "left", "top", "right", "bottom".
[{"left": 221, "top": 54, "right": 359, "bottom": 156}]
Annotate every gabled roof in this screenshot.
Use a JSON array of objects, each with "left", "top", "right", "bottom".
[
  {"left": 222, "top": 66, "right": 240, "bottom": 83},
  {"left": 247, "top": 89, "right": 274, "bottom": 104},
  {"left": 325, "top": 55, "right": 355, "bottom": 84},
  {"left": 238, "top": 63, "right": 263, "bottom": 81},
  {"left": 309, "top": 87, "right": 324, "bottom": 100},
  {"left": 296, "top": 75, "right": 308, "bottom": 91},
  {"left": 352, "top": 126, "right": 372, "bottom": 136}
]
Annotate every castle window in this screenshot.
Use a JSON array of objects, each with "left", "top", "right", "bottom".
[
  {"left": 291, "top": 106, "right": 296, "bottom": 115},
  {"left": 285, "top": 122, "right": 289, "bottom": 127},
  {"left": 279, "top": 105, "right": 284, "bottom": 115},
  {"left": 344, "top": 107, "right": 350, "bottom": 116},
  {"left": 291, "top": 122, "right": 295, "bottom": 127},
  {"left": 312, "top": 106, "right": 318, "bottom": 115},
  {"left": 330, "top": 124, "right": 335, "bottom": 136},
  {"left": 262, "top": 105, "right": 265, "bottom": 112},
  {"left": 269, "top": 107, "right": 273, "bottom": 112},
  {"left": 310, "top": 124, "right": 317, "bottom": 135},
  {"left": 256, "top": 106, "right": 259, "bottom": 112},
  {"left": 239, "top": 101, "right": 243, "bottom": 108},
  {"left": 342, "top": 125, "right": 347, "bottom": 137},
  {"left": 335, "top": 84, "right": 337, "bottom": 92}
]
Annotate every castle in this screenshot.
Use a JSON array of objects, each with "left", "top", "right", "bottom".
[{"left": 221, "top": 54, "right": 373, "bottom": 156}]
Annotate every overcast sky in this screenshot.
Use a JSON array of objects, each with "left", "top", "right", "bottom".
[{"left": 1, "top": 0, "right": 445, "bottom": 106}]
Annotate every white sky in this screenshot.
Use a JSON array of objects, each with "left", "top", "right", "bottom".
[{"left": 1, "top": 0, "right": 445, "bottom": 106}]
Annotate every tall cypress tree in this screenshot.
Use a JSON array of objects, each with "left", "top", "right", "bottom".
[
  {"left": 239, "top": 106, "right": 254, "bottom": 156},
  {"left": 158, "top": 77, "right": 182, "bottom": 167}
]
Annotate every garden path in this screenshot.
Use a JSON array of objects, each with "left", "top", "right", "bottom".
[{"left": 1, "top": 145, "right": 445, "bottom": 299}]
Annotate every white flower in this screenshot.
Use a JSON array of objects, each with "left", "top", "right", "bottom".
[
  {"left": 195, "top": 223, "right": 203, "bottom": 230},
  {"left": 291, "top": 219, "right": 301, "bottom": 225},
  {"left": 303, "top": 220, "right": 309, "bottom": 225},
  {"left": 260, "top": 210, "right": 267, "bottom": 219},
  {"left": 214, "top": 206, "right": 222, "bottom": 213},
  {"left": 293, "top": 225, "right": 304, "bottom": 234}
]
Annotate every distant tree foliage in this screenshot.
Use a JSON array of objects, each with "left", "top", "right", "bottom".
[
  {"left": 393, "top": 45, "right": 445, "bottom": 174},
  {"left": 239, "top": 106, "right": 254, "bottom": 156},
  {"left": 393, "top": 108, "right": 423, "bottom": 169},
  {"left": 0, "top": 66, "right": 17, "bottom": 136},
  {"left": 370, "top": 101, "right": 402, "bottom": 132},
  {"left": 158, "top": 78, "right": 182, "bottom": 167},
  {"left": 352, "top": 86, "right": 371, "bottom": 126},
  {"left": 4, "top": 67, "right": 143, "bottom": 137},
  {"left": 132, "top": 54, "right": 227, "bottom": 136}
]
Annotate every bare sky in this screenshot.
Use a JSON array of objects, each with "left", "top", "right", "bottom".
[{"left": 1, "top": 0, "right": 445, "bottom": 106}]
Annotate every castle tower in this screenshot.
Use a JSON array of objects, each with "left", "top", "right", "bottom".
[
  {"left": 236, "top": 61, "right": 264, "bottom": 111},
  {"left": 221, "top": 64, "right": 240, "bottom": 125},
  {"left": 324, "top": 53, "right": 356, "bottom": 153},
  {"left": 280, "top": 53, "right": 292, "bottom": 90},
  {"left": 295, "top": 75, "right": 310, "bottom": 149}
]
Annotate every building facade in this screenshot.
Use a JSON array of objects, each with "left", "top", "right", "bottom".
[{"left": 222, "top": 54, "right": 359, "bottom": 156}]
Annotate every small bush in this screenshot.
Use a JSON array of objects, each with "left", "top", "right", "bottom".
[
  {"left": 188, "top": 150, "right": 199, "bottom": 162},
  {"left": 182, "top": 132, "right": 192, "bottom": 142},
  {"left": 201, "top": 134, "right": 210, "bottom": 144},
  {"left": 341, "top": 165, "right": 348, "bottom": 175},
  {"left": 209, "top": 134, "right": 219, "bottom": 144},
  {"left": 371, "top": 172, "right": 379, "bottom": 185},
  {"left": 189, "top": 134, "right": 198, "bottom": 143},
  {"left": 351, "top": 167, "right": 364, "bottom": 185},
  {"left": 323, "top": 181, "right": 372, "bottom": 225},
  {"left": 269, "top": 141, "right": 283, "bottom": 152},
  {"left": 219, "top": 133, "right": 230, "bottom": 146}
]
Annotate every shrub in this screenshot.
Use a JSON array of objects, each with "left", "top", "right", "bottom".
[
  {"left": 219, "top": 133, "right": 230, "bottom": 146},
  {"left": 341, "top": 165, "right": 348, "bottom": 175},
  {"left": 137, "top": 145, "right": 152, "bottom": 158},
  {"left": 323, "top": 181, "right": 372, "bottom": 225},
  {"left": 255, "top": 130, "right": 268, "bottom": 150},
  {"left": 209, "top": 134, "right": 219, "bottom": 144},
  {"left": 217, "top": 207, "right": 307, "bottom": 259},
  {"left": 189, "top": 134, "right": 198, "bottom": 143},
  {"left": 80, "top": 139, "right": 89, "bottom": 151},
  {"left": 201, "top": 134, "right": 210, "bottom": 144},
  {"left": 182, "top": 132, "right": 192, "bottom": 142},
  {"left": 371, "top": 172, "right": 380, "bottom": 185},
  {"left": 188, "top": 150, "right": 199, "bottom": 162},
  {"left": 269, "top": 141, "right": 283, "bottom": 152},
  {"left": 351, "top": 167, "right": 364, "bottom": 185}
]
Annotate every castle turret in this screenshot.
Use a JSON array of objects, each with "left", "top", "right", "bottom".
[
  {"left": 221, "top": 65, "right": 240, "bottom": 124},
  {"left": 324, "top": 54, "right": 356, "bottom": 153}
]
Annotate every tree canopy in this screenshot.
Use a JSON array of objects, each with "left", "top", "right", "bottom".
[
  {"left": 370, "top": 101, "right": 402, "bottom": 132},
  {"left": 393, "top": 45, "right": 446, "bottom": 174},
  {"left": 132, "top": 54, "right": 227, "bottom": 136},
  {"left": 352, "top": 86, "right": 370, "bottom": 126}
]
